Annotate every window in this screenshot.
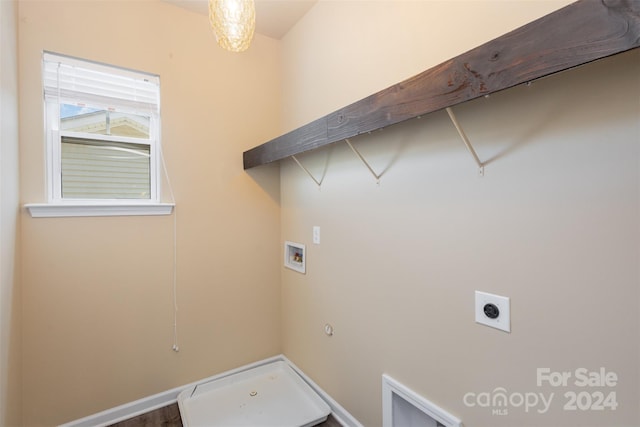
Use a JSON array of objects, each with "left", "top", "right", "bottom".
[{"left": 27, "top": 52, "right": 172, "bottom": 217}]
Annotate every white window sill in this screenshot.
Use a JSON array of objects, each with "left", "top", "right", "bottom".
[{"left": 24, "top": 202, "right": 174, "bottom": 218}]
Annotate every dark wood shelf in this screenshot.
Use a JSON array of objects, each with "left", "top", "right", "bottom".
[{"left": 243, "top": 0, "right": 640, "bottom": 170}]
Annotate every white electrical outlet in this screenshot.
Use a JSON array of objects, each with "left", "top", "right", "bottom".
[
  {"left": 475, "top": 291, "right": 510, "bottom": 333},
  {"left": 313, "top": 226, "right": 320, "bottom": 244}
]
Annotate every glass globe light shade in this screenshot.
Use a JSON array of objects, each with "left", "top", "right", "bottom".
[{"left": 209, "top": 0, "right": 256, "bottom": 52}]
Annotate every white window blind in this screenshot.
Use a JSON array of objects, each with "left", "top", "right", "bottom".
[{"left": 43, "top": 52, "right": 159, "bottom": 115}]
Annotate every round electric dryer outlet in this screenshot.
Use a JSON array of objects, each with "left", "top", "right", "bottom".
[
  {"left": 483, "top": 303, "right": 500, "bottom": 319},
  {"left": 475, "top": 291, "right": 510, "bottom": 332}
]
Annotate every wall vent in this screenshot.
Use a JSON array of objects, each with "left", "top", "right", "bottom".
[{"left": 382, "top": 374, "right": 462, "bottom": 427}]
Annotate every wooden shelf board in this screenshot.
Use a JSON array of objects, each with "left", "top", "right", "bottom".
[{"left": 243, "top": 0, "right": 640, "bottom": 170}]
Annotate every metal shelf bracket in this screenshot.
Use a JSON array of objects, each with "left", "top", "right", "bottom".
[
  {"left": 446, "top": 107, "right": 485, "bottom": 176},
  {"left": 345, "top": 138, "right": 382, "bottom": 184},
  {"left": 291, "top": 155, "right": 323, "bottom": 188}
]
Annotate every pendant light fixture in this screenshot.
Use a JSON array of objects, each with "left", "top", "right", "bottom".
[{"left": 208, "top": 0, "right": 256, "bottom": 52}]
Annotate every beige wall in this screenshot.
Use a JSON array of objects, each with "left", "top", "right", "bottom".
[
  {"left": 0, "top": 0, "right": 22, "bottom": 425},
  {"left": 281, "top": 0, "right": 573, "bottom": 131},
  {"left": 280, "top": 2, "right": 639, "bottom": 426},
  {"left": 18, "top": 1, "right": 282, "bottom": 425}
]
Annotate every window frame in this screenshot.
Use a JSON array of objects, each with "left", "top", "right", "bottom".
[{"left": 26, "top": 52, "right": 173, "bottom": 218}]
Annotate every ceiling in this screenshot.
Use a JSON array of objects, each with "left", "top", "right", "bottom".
[{"left": 164, "top": 0, "right": 317, "bottom": 40}]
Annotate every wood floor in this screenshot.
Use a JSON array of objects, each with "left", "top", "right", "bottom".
[
  {"left": 108, "top": 403, "right": 342, "bottom": 427},
  {"left": 108, "top": 404, "right": 182, "bottom": 427}
]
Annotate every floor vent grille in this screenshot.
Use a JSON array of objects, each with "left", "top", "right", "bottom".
[{"left": 382, "top": 374, "right": 462, "bottom": 427}]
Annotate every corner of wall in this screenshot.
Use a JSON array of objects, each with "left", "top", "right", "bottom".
[{"left": 0, "top": 0, "right": 23, "bottom": 425}]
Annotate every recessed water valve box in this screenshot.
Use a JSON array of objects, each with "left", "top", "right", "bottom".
[
  {"left": 284, "top": 241, "right": 306, "bottom": 274},
  {"left": 475, "top": 291, "right": 510, "bottom": 332}
]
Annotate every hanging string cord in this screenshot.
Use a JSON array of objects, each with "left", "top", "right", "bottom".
[{"left": 159, "top": 140, "right": 179, "bottom": 352}]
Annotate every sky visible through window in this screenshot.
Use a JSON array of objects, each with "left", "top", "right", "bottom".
[{"left": 60, "top": 104, "right": 99, "bottom": 119}]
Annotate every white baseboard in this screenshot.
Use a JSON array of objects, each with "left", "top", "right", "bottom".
[
  {"left": 59, "top": 354, "right": 361, "bottom": 427},
  {"left": 58, "top": 386, "right": 180, "bottom": 427}
]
